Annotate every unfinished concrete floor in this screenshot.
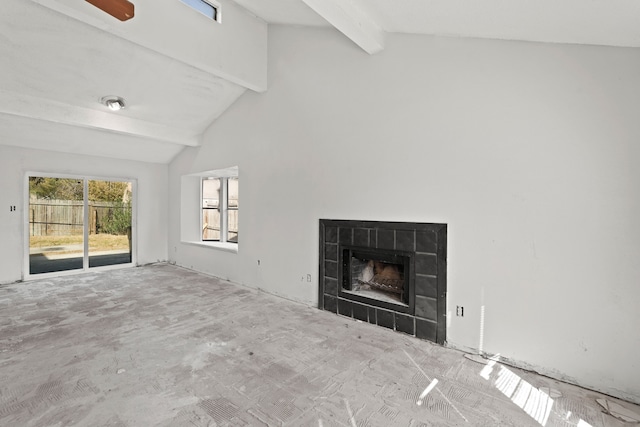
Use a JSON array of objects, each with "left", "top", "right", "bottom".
[{"left": 1, "top": 264, "right": 638, "bottom": 426}]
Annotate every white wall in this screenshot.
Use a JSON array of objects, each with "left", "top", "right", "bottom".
[
  {"left": 31, "top": 0, "right": 267, "bottom": 91},
  {"left": 168, "top": 26, "right": 640, "bottom": 403},
  {"left": 0, "top": 144, "right": 169, "bottom": 284}
]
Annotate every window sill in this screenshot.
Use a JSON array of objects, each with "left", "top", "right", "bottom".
[{"left": 182, "top": 241, "right": 238, "bottom": 253}]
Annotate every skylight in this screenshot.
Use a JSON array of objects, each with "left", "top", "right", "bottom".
[{"left": 180, "top": 0, "right": 221, "bottom": 23}]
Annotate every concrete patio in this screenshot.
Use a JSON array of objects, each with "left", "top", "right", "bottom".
[
  {"left": 29, "top": 250, "right": 132, "bottom": 275},
  {"left": 0, "top": 264, "right": 638, "bottom": 426}
]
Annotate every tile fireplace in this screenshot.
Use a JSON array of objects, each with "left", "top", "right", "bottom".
[{"left": 319, "top": 219, "right": 447, "bottom": 344}]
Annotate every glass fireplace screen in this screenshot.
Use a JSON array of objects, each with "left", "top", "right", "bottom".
[{"left": 343, "top": 249, "right": 410, "bottom": 306}]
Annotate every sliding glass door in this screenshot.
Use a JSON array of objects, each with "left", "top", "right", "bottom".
[
  {"left": 88, "top": 180, "right": 133, "bottom": 268},
  {"left": 28, "top": 177, "right": 84, "bottom": 274},
  {"left": 27, "top": 175, "right": 134, "bottom": 276}
]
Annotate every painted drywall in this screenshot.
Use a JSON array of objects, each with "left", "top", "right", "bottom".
[
  {"left": 168, "top": 26, "right": 640, "bottom": 403},
  {"left": 30, "top": 0, "right": 267, "bottom": 91},
  {"left": 0, "top": 144, "right": 169, "bottom": 284}
]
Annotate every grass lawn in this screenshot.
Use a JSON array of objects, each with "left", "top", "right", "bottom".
[{"left": 30, "top": 234, "right": 130, "bottom": 255}]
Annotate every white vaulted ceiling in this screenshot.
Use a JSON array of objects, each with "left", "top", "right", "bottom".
[
  {"left": 1, "top": 0, "right": 638, "bottom": 163},
  {"left": 0, "top": 0, "right": 264, "bottom": 163},
  {"left": 323, "top": 0, "right": 640, "bottom": 49}
]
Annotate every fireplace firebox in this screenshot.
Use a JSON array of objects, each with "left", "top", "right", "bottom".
[
  {"left": 341, "top": 246, "right": 414, "bottom": 314},
  {"left": 319, "top": 219, "right": 447, "bottom": 344}
]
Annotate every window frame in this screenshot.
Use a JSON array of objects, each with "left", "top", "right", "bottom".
[
  {"left": 180, "top": 166, "right": 238, "bottom": 253},
  {"left": 179, "top": 0, "right": 222, "bottom": 23},
  {"left": 201, "top": 176, "right": 237, "bottom": 244},
  {"left": 226, "top": 177, "right": 238, "bottom": 243}
]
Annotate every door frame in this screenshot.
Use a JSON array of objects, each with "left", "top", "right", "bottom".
[{"left": 23, "top": 172, "right": 137, "bottom": 280}]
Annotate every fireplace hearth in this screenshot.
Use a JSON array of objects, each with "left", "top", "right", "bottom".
[{"left": 319, "top": 219, "right": 447, "bottom": 344}]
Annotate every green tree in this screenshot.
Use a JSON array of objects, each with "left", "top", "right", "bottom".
[
  {"left": 100, "top": 201, "right": 132, "bottom": 235},
  {"left": 29, "top": 178, "right": 130, "bottom": 202},
  {"left": 89, "top": 181, "right": 129, "bottom": 202},
  {"left": 29, "top": 177, "right": 83, "bottom": 200}
]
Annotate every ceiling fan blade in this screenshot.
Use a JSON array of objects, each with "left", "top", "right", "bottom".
[{"left": 85, "top": 0, "right": 134, "bottom": 21}]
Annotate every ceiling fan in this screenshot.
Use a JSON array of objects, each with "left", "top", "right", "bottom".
[{"left": 85, "top": 0, "right": 134, "bottom": 21}]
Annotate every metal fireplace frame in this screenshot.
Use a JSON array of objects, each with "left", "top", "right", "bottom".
[{"left": 339, "top": 245, "right": 415, "bottom": 314}]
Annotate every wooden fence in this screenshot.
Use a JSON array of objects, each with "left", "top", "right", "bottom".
[
  {"left": 203, "top": 209, "right": 238, "bottom": 242},
  {"left": 29, "top": 198, "right": 131, "bottom": 236}
]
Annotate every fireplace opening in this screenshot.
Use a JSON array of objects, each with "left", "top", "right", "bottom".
[
  {"left": 348, "top": 256, "right": 406, "bottom": 305},
  {"left": 341, "top": 247, "right": 413, "bottom": 312}
]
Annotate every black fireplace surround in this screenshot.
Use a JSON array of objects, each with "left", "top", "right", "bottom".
[{"left": 319, "top": 219, "right": 447, "bottom": 344}]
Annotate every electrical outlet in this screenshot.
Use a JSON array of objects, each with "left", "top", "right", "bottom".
[
  {"left": 307, "top": 274, "right": 311, "bottom": 282},
  {"left": 10, "top": 206, "right": 16, "bottom": 212},
  {"left": 456, "top": 306, "right": 464, "bottom": 317}
]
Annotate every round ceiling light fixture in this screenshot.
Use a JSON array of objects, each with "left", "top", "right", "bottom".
[{"left": 101, "top": 95, "right": 126, "bottom": 111}]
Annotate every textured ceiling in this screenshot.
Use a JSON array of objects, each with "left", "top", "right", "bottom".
[
  {"left": 0, "top": 0, "right": 249, "bottom": 163},
  {"left": 353, "top": 0, "right": 640, "bottom": 47},
  {"left": 237, "top": 0, "right": 640, "bottom": 48},
  {"left": 1, "top": 0, "right": 638, "bottom": 163}
]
